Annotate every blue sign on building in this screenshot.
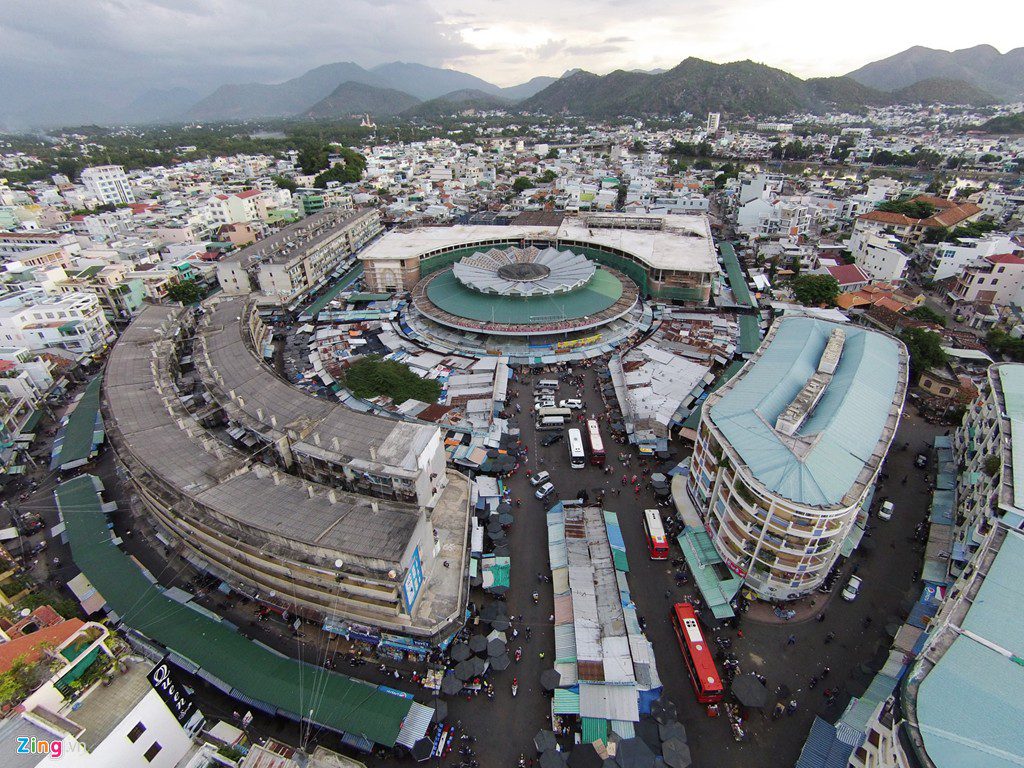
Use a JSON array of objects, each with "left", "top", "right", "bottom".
[{"left": 403, "top": 546, "right": 424, "bottom": 612}]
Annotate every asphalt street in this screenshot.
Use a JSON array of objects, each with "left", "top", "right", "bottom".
[{"left": 7, "top": 363, "right": 941, "bottom": 768}]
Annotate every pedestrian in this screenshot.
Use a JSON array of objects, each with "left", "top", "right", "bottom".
[
  {"left": 786, "top": 634, "right": 796, "bottom": 646},
  {"left": 824, "top": 631, "right": 835, "bottom": 644},
  {"left": 821, "top": 665, "right": 830, "bottom": 677}
]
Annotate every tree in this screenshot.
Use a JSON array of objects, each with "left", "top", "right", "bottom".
[
  {"left": 0, "top": 657, "right": 40, "bottom": 707},
  {"left": 166, "top": 280, "right": 204, "bottom": 305},
  {"left": 877, "top": 199, "right": 936, "bottom": 219},
  {"left": 342, "top": 357, "right": 441, "bottom": 404},
  {"left": 987, "top": 329, "right": 1024, "bottom": 362},
  {"left": 792, "top": 274, "right": 839, "bottom": 306},
  {"left": 535, "top": 169, "right": 557, "bottom": 185},
  {"left": 545, "top": 147, "right": 559, "bottom": 159},
  {"left": 901, "top": 327, "right": 948, "bottom": 374},
  {"left": 631, "top": 140, "right": 646, "bottom": 154},
  {"left": 313, "top": 148, "right": 367, "bottom": 188},
  {"left": 271, "top": 175, "right": 297, "bottom": 193},
  {"left": 512, "top": 176, "right": 532, "bottom": 193},
  {"left": 297, "top": 142, "right": 330, "bottom": 175},
  {"left": 908, "top": 305, "right": 947, "bottom": 327}
]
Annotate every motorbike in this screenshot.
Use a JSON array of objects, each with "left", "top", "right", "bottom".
[
  {"left": 532, "top": 592, "right": 539, "bottom": 604},
  {"left": 514, "top": 648, "right": 522, "bottom": 663},
  {"left": 512, "top": 678, "right": 518, "bottom": 697}
]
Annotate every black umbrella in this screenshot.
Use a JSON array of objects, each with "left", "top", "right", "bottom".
[
  {"left": 661, "top": 738, "right": 691, "bottom": 768},
  {"left": 775, "top": 683, "right": 791, "bottom": 699},
  {"left": 488, "top": 638, "right": 507, "bottom": 657},
  {"left": 411, "top": 738, "right": 433, "bottom": 762},
  {"left": 567, "top": 744, "right": 603, "bottom": 768},
  {"left": 499, "top": 512, "right": 515, "bottom": 526},
  {"left": 450, "top": 643, "right": 472, "bottom": 662},
  {"left": 654, "top": 486, "right": 672, "bottom": 498},
  {"left": 650, "top": 698, "right": 678, "bottom": 724},
  {"left": 491, "top": 617, "right": 511, "bottom": 631},
  {"left": 651, "top": 473, "right": 668, "bottom": 484},
  {"left": 454, "top": 657, "right": 486, "bottom": 680},
  {"left": 535, "top": 730, "right": 558, "bottom": 753},
  {"left": 657, "top": 721, "right": 687, "bottom": 743},
  {"left": 490, "top": 652, "right": 511, "bottom": 671},
  {"left": 479, "top": 604, "right": 500, "bottom": 622},
  {"left": 469, "top": 635, "right": 488, "bottom": 653},
  {"left": 487, "top": 584, "right": 509, "bottom": 596},
  {"left": 614, "top": 737, "right": 656, "bottom": 768},
  {"left": 540, "top": 668, "right": 562, "bottom": 691},
  {"left": 441, "top": 675, "right": 463, "bottom": 696},
  {"left": 731, "top": 674, "right": 769, "bottom": 708},
  {"left": 431, "top": 699, "right": 448, "bottom": 723},
  {"left": 489, "top": 529, "right": 506, "bottom": 543},
  {"left": 493, "top": 543, "right": 511, "bottom": 557},
  {"left": 497, "top": 501, "right": 512, "bottom": 514},
  {"left": 487, "top": 522, "right": 503, "bottom": 536},
  {"left": 634, "top": 719, "right": 661, "bottom": 754},
  {"left": 656, "top": 450, "right": 671, "bottom": 460},
  {"left": 885, "top": 622, "right": 901, "bottom": 638},
  {"left": 541, "top": 750, "right": 567, "bottom": 768},
  {"left": 470, "top": 575, "right": 483, "bottom": 587}
]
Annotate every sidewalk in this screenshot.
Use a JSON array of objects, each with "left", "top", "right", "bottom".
[{"left": 744, "top": 589, "right": 836, "bottom": 626}]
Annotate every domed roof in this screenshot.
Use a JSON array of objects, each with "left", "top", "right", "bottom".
[{"left": 452, "top": 246, "right": 596, "bottom": 296}]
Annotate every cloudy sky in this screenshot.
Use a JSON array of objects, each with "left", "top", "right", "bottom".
[{"left": 0, "top": 0, "right": 1018, "bottom": 125}]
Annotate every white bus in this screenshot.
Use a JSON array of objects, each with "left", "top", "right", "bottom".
[
  {"left": 537, "top": 416, "right": 565, "bottom": 431},
  {"left": 537, "top": 407, "right": 573, "bottom": 419},
  {"left": 642, "top": 509, "right": 670, "bottom": 559},
  {"left": 568, "top": 428, "right": 586, "bottom": 469}
]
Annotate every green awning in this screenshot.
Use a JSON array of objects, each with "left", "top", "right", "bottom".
[
  {"left": 581, "top": 717, "right": 608, "bottom": 745},
  {"left": 552, "top": 688, "right": 580, "bottom": 714},
  {"left": 612, "top": 549, "right": 630, "bottom": 572}
]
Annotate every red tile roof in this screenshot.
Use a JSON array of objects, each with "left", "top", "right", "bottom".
[
  {"left": 826, "top": 264, "right": 870, "bottom": 286},
  {"left": 0, "top": 618, "right": 85, "bottom": 675},
  {"left": 986, "top": 253, "right": 1024, "bottom": 265}
]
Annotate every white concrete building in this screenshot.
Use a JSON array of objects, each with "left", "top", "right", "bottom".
[
  {"left": 850, "top": 230, "right": 910, "bottom": 284},
  {"left": 950, "top": 252, "right": 1024, "bottom": 306},
  {"left": 921, "top": 234, "right": 1021, "bottom": 282},
  {"left": 80, "top": 165, "right": 135, "bottom": 206},
  {"left": 0, "top": 291, "right": 114, "bottom": 357}
]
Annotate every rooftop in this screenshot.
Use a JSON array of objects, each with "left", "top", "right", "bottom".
[
  {"left": 228, "top": 208, "right": 373, "bottom": 270},
  {"left": 359, "top": 213, "right": 719, "bottom": 275},
  {"left": 995, "top": 364, "right": 1024, "bottom": 511},
  {"left": 707, "top": 317, "right": 907, "bottom": 508},
  {"left": 69, "top": 661, "right": 153, "bottom": 750},
  {"left": 915, "top": 530, "right": 1024, "bottom": 768}
]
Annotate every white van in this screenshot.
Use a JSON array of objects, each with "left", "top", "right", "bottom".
[
  {"left": 536, "top": 416, "right": 565, "bottom": 430},
  {"left": 559, "top": 399, "right": 583, "bottom": 410},
  {"left": 537, "top": 379, "right": 559, "bottom": 390}
]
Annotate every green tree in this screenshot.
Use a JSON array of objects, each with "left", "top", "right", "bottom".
[
  {"left": 271, "top": 175, "right": 298, "bottom": 193},
  {"left": 166, "top": 280, "right": 204, "bottom": 305},
  {"left": 631, "top": 140, "right": 646, "bottom": 154},
  {"left": 512, "top": 176, "right": 532, "bottom": 193},
  {"left": 908, "top": 305, "right": 947, "bottom": 326},
  {"left": 313, "top": 148, "right": 367, "bottom": 188},
  {"left": 877, "top": 199, "right": 936, "bottom": 219},
  {"left": 792, "top": 274, "right": 839, "bottom": 306},
  {"left": 0, "top": 657, "right": 40, "bottom": 707},
  {"left": 901, "top": 327, "right": 948, "bottom": 374},
  {"left": 545, "top": 147, "right": 559, "bottom": 159},
  {"left": 297, "top": 142, "right": 330, "bottom": 175},
  {"left": 986, "top": 329, "right": 1024, "bottom": 362},
  {"left": 342, "top": 357, "right": 441, "bottom": 404},
  {"left": 535, "top": 169, "right": 558, "bottom": 184}
]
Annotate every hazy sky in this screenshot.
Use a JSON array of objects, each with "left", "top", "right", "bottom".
[{"left": 0, "top": 0, "right": 1019, "bottom": 124}]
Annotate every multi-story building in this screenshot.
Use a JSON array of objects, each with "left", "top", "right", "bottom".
[
  {"left": 202, "top": 188, "right": 270, "bottom": 226},
  {"left": 952, "top": 364, "right": 1024, "bottom": 566},
  {"left": 216, "top": 207, "right": 382, "bottom": 307},
  {"left": 0, "top": 230, "right": 81, "bottom": 258},
  {"left": 949, "top": 252, "right": 1024, "bottom": 307},
  {"left": 80, "top": 165, "right": 135, "bottom": 206},
  {"left": 55, "top": 263, "right": 146, "bottom": 322},
  {"left": 852, "top": 195, "right": 982, "bottom": 249},
  {"left": 0, "top": 346, "right": 54, "bottom": 405},
  {"left": 0, "top": 291, "right": 114, "bottom": 357},
  {"left": 849, "top": 230, "right": 910, "bottom": 284},
  {"left": 687, "top": 317, "right": 908, "bottom": 600},
  {"left": 919, "top": 234, "right": 1021, "bottom": 283}
]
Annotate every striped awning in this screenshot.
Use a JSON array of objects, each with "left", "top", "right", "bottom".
[
  {"left": 552, "top": 688, "right": 580, "bottom": 715},
  {"left": 395, "top": 702, "right": 434, "bottom": 748}
]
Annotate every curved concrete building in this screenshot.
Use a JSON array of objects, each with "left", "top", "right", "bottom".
[
  {"left": 103, "top": 301, "right": 470, "bottom": 640},
  {"left": 686, "top": 317, "right": 908, "bottom": 600}
]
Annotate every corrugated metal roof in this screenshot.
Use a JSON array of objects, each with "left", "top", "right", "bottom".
[
  {"left": 581, "top": 717, "right": 608, "bottom": 744},
  {"left": 395, "top": 702, "right": 433, "bottom": 748},
  {"left": 555, "top": 661, "right": 578, "bottom": 687},
  {"left": 552, "top": 567, "right": 570, "bottom": 595},
  {"left": 554, "top": 624, "right": 577, "bottom": 662},
  {"left": 710, "top": 317, "right": 903, "bottom": 507},
  {"left": 610, "top": 720, "right": 635, "bottom": 739},
  {"left": 579, "top": 682, "right": 639, "bottom": 722},
  {"left": 553, "top": 688, "right": 580, "bottom": 715}
]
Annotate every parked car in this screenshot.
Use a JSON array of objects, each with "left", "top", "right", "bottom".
[
  {"left": 878, "top": 500, "right": 894, "bottom": 521},
  {"left": 535, "top": 482, "right": 555, "bottom": 500},
  {"left": 841, "top": 575, "right": 863, "bottom": 602},
  {"left": 541, "top": 433, "right": 563, "bottom": 447},
  {"left": 529, "top": 471, "right": 551, "bottom": 487},
  {"left": 559, "top": 399, "right": 584, "bottom": 410},
  {"left": 915, "top": 454, "right": 928, "bottom": 469}
]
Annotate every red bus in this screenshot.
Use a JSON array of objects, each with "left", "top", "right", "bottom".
[
  {"left": 585, "top": 419, "right": 605, "bottom": 466},
  {"left": 670, "top": 602, "right": 724, "bottom": 703},
  {"left": 642, "top": 509, "right": 670, "bottom": 560}
]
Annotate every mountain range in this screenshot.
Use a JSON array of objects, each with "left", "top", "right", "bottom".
[{"left": 4, "top": 45, "right": 1020, "bottom": 129}]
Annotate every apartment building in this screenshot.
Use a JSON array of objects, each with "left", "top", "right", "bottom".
[
  {"left": 849, "top": 230, "right": 910, "bottom": 284},
  {"left": 202, "top": 188, "right": 270, "bottom": 226},
  {"left": 55, "top": 263, "right": 146, "bottom": 321},
  {"left": 687, "top": 318, "right": 907, "bottom": 600},
  {"left": 949, "top": 252, "right": 1024, "bottom": 306},
  {"left": 0, "top": 346, "right": 54, "bottom": 405},
  {"left": 853, "top": 195, "right": 982, "bottom": 249},
  {"left": 0, "top": 291, "right": 115, "bottom": 357},
  {"left": 921, "top": 234, "right": 1021, "bottom": 282},
  {"left": 0, "top": 230, "right": 81, "bottom": 257},
  {"left": 80, "top": 165, "right": 135, "bottom": 206},
  {"left": 217, "top": 207, "right": 382, "bottom": 306}
]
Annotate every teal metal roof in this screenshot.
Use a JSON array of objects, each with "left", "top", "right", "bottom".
[
  {"left": 53, "top": 376, "right": 103, "bottom": 470},
  {"left": 426, "top": 267, "right": 623, "bottom": 324},
  {"left": 997, "top": 365, "right": 1024, "bottom": 510},
  {"left": 709, "top": 317, "right": 903, "bottom": 507},
  {"left": 57, "top": 475, "right": 415, "bottom": 747},
  {"left": 738, "top": 314, "right": 762, "bottom": 355},
  {"left": 720, "top": 243, "right": 756, "bottom": 309},
  {"left": 915, "top": 531, "right": 1024, "bottom": 768},
  {"left": 677, "top": 528, "right": 741, "bottom": 619}
]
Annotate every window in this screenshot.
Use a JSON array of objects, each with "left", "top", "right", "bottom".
[
  {"left": 127, "top": 722, "right": 146, "bottom": 743},
  {"left": 143, "top": 742, "right": 162, "bottom": 762}
]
